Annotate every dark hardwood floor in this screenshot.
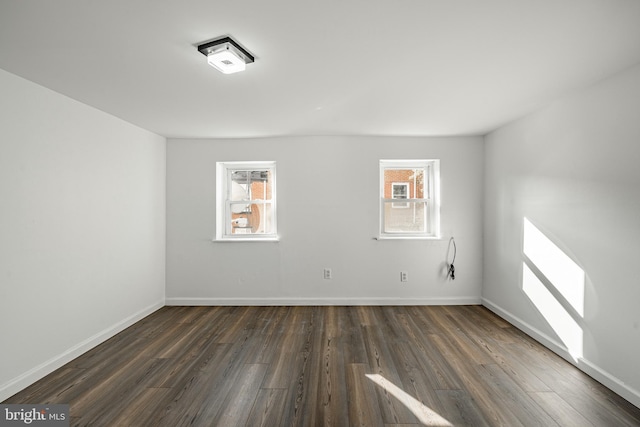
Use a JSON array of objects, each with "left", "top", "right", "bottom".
[{"left": 5, "top": 305, "right": 640, "bottom": 426}]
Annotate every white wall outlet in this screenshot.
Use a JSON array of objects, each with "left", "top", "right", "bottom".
[
  {"left": 401, "top": 271, "right": 408, "bottom": 282},
  {"left": 324, "top": 268, "right": 332, "bottom": 279}
]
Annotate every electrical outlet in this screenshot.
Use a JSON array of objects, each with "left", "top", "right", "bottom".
[
  {"left": 324, "top": 268, "right": 332, "bottom": 279},
  {"left": 401, "top": 271, "right": 408, "bottom": 282}
]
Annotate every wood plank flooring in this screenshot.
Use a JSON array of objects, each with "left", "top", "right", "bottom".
[{"left": 5, "top": 305, "right": 640, "bottom": 426}]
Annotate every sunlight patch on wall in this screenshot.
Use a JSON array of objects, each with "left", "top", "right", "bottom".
[
  {"left": 523, "top": 218, "right": 585, "bottom": 316},
  {"left": 522, "top": 218, "right": 585, "bottom": 361},
  {"left": 522, "top": 263, "right": 584, "bottom": 360},
  {"left": 366, "top": 374, "right": 453, "bottom": 426}
]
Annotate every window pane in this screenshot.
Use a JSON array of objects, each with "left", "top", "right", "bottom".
[
  {"left": 228, "top": 202, "right": 274, "bottom": 235},
  {"left": 384, "top": 168, "right": 425, "bottom": 199},
  {"left": 383, "top": 200, "right": 427, "bottom": 233},
  {"left": 229, "top": 170, "right": 272, "bottom": 201}
]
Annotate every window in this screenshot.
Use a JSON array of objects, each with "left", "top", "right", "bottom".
[
  {"left": 216, "top": 161, "right": 277, "bottom": 241},
  {"left": 391, "top": 182, "right": 409, "bottom": 208},
  {"left": 380, "top": 159, "right": 440, "bottom": 239}
]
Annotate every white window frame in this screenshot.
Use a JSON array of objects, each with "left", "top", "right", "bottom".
[
  {"left": 379, "top": 159, "right": 440, "bottom": 239},
  {"left": 215, "top": 161, "right": 278, "bottom": 242}
]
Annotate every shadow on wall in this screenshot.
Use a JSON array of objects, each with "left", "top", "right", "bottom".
[{"left": 522, "top": 218, "right": 586, "bottom": 361}]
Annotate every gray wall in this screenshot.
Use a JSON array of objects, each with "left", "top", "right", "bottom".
[
  {"left": 166, "top": 135, "right": 484, "bottom": 304},
  {"left": 483, "top": 63, "right": 640, "bottom": 406},
  {"left": 0, "top": 69, "right": 166, "bottom": 401}
]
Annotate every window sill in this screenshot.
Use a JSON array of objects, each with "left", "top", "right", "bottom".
[
  {"left": 375, "top": 235, "right": 442, "bottom": 241},
  {"left": 213, "top": 236, "right": 280, "bottom": 243}
]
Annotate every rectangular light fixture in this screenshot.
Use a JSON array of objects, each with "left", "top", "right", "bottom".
[{"left": 197, "top": 37, "right": 255, "bottom": 74}]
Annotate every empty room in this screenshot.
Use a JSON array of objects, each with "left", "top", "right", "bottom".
[{"left": 1, "top": 0, "right": 640, "bottom": 425}]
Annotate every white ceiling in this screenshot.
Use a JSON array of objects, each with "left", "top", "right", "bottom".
[{"left": 2, "top": 0, "right": 640, "bottom": 138}]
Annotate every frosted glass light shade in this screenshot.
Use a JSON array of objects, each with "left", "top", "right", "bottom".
[{"left": 207, "top": 49, "right": 246, "bottom": 74}]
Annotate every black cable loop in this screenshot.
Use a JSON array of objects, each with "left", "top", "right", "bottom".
[{"left": 447, "top": 237, "right": 456, "bottom": 280}]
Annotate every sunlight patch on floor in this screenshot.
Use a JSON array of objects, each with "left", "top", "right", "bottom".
[{"left": 366, "top": 374, "right": 453, "bottom": 426}]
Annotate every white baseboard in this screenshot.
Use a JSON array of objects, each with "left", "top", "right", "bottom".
[
  {"left": 482, "top": 297, "right": 640, "bottom": 409},
  {"left": 578, "top": 357, "right": 640, "bottom": 409},
  {"left": 0, "top": 300, "right": 164, "bottom": 402},
  {"left": 165, "top": 296, "right": 482, "bottom": 306}
]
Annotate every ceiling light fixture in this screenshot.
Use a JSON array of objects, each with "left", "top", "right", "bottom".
[{"left": 197, "top": 37, "right": 254, "bottom": 74}]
